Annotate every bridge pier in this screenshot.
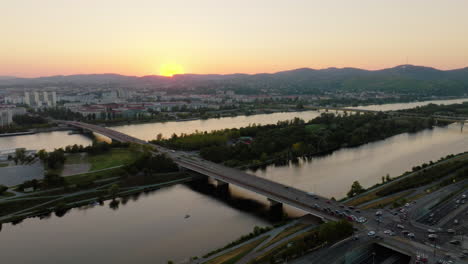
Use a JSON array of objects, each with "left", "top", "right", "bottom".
[
  {"left": 215, "top": 179, "right": 229, "bottom": 195},
  {"left": 268, "top": 198, "right": 284, "bottom": 220}
]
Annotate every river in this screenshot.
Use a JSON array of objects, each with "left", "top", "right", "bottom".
[{"left": 1, "top": 98, "right": 468, "bottom": 263}]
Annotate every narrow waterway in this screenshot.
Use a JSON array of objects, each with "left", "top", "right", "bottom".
[{"left": 1, "top": 98, "right": 468, "bottom": 263}]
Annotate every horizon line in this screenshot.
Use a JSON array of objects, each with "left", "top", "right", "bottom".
[{"left": 3, "top": 64, "right": 468, "bottom": 79}]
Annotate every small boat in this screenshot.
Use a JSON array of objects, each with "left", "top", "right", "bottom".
[{"left": 184, "top": 214, "right": 190, "bottom": 219}]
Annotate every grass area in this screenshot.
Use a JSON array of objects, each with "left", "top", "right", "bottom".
[
  {"left": 65, "top": 167, "right": 125, "bottom": 186},
  {"left": 258, "top": 223, "right": 309, "bottom": 251},
  {"left": 89, "top": 148, "right": 139, "bottom": 171},
  {"left": 0, "top": 163, "right": 8, "bottom": 167},
  {"left": 206, "top": 236, "right": 268, "bottom": 264},
  {"left": 0, "top": 191, "right": 15, "bottom": 198},
  {"left": 252, "top": 229, "right": 318, "bottom": 264},
  {"left": 0, "top": 197, "right": 56, "bottom": 216},
  {"left": 305, "top": 124, "right": 325, "bottom": 133},
  {"left": 360, "top": 190, "right": 413, "bottom": 209},
  {"left": 345, "top": 192, "right": 379, "bottom": 207}
]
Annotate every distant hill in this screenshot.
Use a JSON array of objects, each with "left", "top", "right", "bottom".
[
  {"left": 1, "top": 65, "right": 468, "bottom": 96},
  {"left": 0, "top": 76, "right": 17, "bottom": 80}
]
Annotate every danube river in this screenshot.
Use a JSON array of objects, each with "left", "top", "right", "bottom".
[{"left": 1, "top": 98, "right": 468, "bottom": 263}]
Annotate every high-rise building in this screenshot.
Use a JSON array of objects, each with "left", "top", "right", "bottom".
[
  {"left": 24, "top": 91, "right": 57, "bottom": 107},
  {"left": 0, "top": 109, "right": 13, "bottom": 127}
]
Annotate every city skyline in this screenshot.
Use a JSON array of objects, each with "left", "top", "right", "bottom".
[{"left": 2, "top": 0, "right": 468, "bottom": 77}]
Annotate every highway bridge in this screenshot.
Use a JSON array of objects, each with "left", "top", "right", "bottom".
[{"left": 60, "top": 120, "right": 341, "bottom": 221}]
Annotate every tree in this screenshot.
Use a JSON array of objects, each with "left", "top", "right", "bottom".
[
  {"left": 347, "top": 181, "right": 365, "bottom": 198},
  {"left": 37, "top": 149, "right": 48, "bottom": 161},
  {"left": 0, "top": 185, "right": 8, "bottom": 195},
  {"left": 108, "top": 184, "right": 120, "bottom": 198},
  {"left": 385, "top": 174, "right": 391, "bottom": 182}
]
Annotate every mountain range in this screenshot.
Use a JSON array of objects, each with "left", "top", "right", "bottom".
[{"left": 1, "top": 65, "right": 468, "bottom": 96}]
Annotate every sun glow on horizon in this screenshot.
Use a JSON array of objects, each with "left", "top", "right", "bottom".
[{"left": 159, "top": 63, "right": 184, "bottom": 77}]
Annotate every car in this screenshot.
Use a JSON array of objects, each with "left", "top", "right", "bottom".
[
  {"left": 326, "top": 200, "right": 331, "bottom": 204},
  {"left": 384, "top": 230, "right": 392, "bottom": 235},
  {"left": 427, "top": 229, "right": 436, "bottom": 233},
  {"left": 313, "top": 204, "right": 320, "bottom": 209},
  {"left": 352, "top": 235, "right": 359, "bottom": 240},
  {"left": 447, "top": 229, "right": 455, "bottom": 234},
  {"left": 449, "top": 240, "right": 461, "bottom": 245},
  {"left": 407, "top": 233, "right": 415, "bottom": 238},
  {"left": 368, "top": 231, "right": 376, "bottom": 236},
  {"left": 375, "top": 210, "right": 383, "bottom": 216},
  {"left": 428, "top": 234, "right": 438, "bottom": 240},
  {"left": 454, "top": 219, "right": 459, "bottom": 225},
  {"left": 462, "top": 194, "right": 467, "bottom": 199},
  {"left": 355, "top": 210, "right": 361, "bottom": 213},
  {"left": 307, "top": 192, "right": 315, "bottom": 197},
  {"left": 397, "top": 224, "right": 405, "bottom": 229}
]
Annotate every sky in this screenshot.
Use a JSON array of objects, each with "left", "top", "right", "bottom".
[{"left": 1, "top": 0, "right": 468, "bottom": 77}]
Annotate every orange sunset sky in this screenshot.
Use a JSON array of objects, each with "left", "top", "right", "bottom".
[{"left": 1, "top": 0, "right": 468, "bottom": 77}]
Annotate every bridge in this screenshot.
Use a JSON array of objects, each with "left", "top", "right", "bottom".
[{"left": 59, "top": 120, "right": 341, "bottom": 221}]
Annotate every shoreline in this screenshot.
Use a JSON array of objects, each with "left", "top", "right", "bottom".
[{"left": 1, "top": 96, "right": 467, "bottom": 138}]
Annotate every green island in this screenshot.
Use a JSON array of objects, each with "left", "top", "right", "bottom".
[
  {"left": 152, "top": 112, "right": 443, "bottom": 168},
  {"left": 0, "top": 141, "right": 189, "bottom": 224}
]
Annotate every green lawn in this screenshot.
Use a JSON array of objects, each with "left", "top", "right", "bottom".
[
  {"left": 0, "top": 163, "right": 8, "bottom": 167},
  {"left": 305, "top": 124, "right": 325, "bottom": 133},
  {"left": 88, "top": 149, "right": 139, "bottom": 170}
]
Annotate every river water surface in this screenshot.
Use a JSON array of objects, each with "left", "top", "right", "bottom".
[{"left": 1, "top": 98, "right": 468, "bottom": 263}]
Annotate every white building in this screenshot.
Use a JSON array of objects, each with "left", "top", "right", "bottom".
[
  {"left": 24, "top": 91, "right": 57, "bottom": 107},
  {"left": 0, "top": 109, "right": 13, "bottom": 127}
]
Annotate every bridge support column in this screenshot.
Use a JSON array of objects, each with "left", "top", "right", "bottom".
[
  {"left": 268, "top": 198, "right": 283, "bottom": 220},
  {"left": 268, "top": 198, "right": 283, "bottom": 209},
  {"left": 215, "top": 179, "right": 229, "bottom": 195}
]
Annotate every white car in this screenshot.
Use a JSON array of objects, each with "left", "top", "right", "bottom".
[
  {"left": 397, "top": 224, "right": 405, "bottom": 229},
  {"left": 375, "top": 211, "right": 383, "bottom": 216},
  {"left": 427, "top": 229, "right": 436, "bottom": 233},
  {"left": 368, "top": 231, "right": 376, "bottom": 236},
  {"left": 384, "top": 230, "right": 392, "bottom": 235},
  {"left": 407, "top": 233, "right": 415, "bottom": 238}
]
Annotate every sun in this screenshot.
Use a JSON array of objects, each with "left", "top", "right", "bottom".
[{"left": 159, "top": 63, "right": 184, "bottom": 77}]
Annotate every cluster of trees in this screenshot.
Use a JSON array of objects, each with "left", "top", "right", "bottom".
[
  {"left": 37, "top": 107, "right": 84, "bottom": 121},
  {"left": 12, "top": 114, "right": 47, "bottom": 126},
  {"left": 376, "top": 160, "right": 468, "bottom": 197},
  {"left": 62, "top": 141, "right": 129, "bottom": 155},
  {"left": 0, "top": 114, "right": 50, "bottom": 134},
  {"left": 126, "top": 153, "right": 178, "bottom": 174},
  {"left": 404, "top": 102, "right": 468, "bottom": 116},
  {"left": 347, "top": 181, "right": 366, "bottom": 198},
  {"left": 9, "top": 148, "right": 36, "bottom": 165},
  {"left": 154, "top": 113, "right": 436, "bottom": 166},
  {"left": 17, "top": 173, "right": 65, "bottom": 191},
  {"left": 37, "top": 149, "right": 66, "bottom": 169}
]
